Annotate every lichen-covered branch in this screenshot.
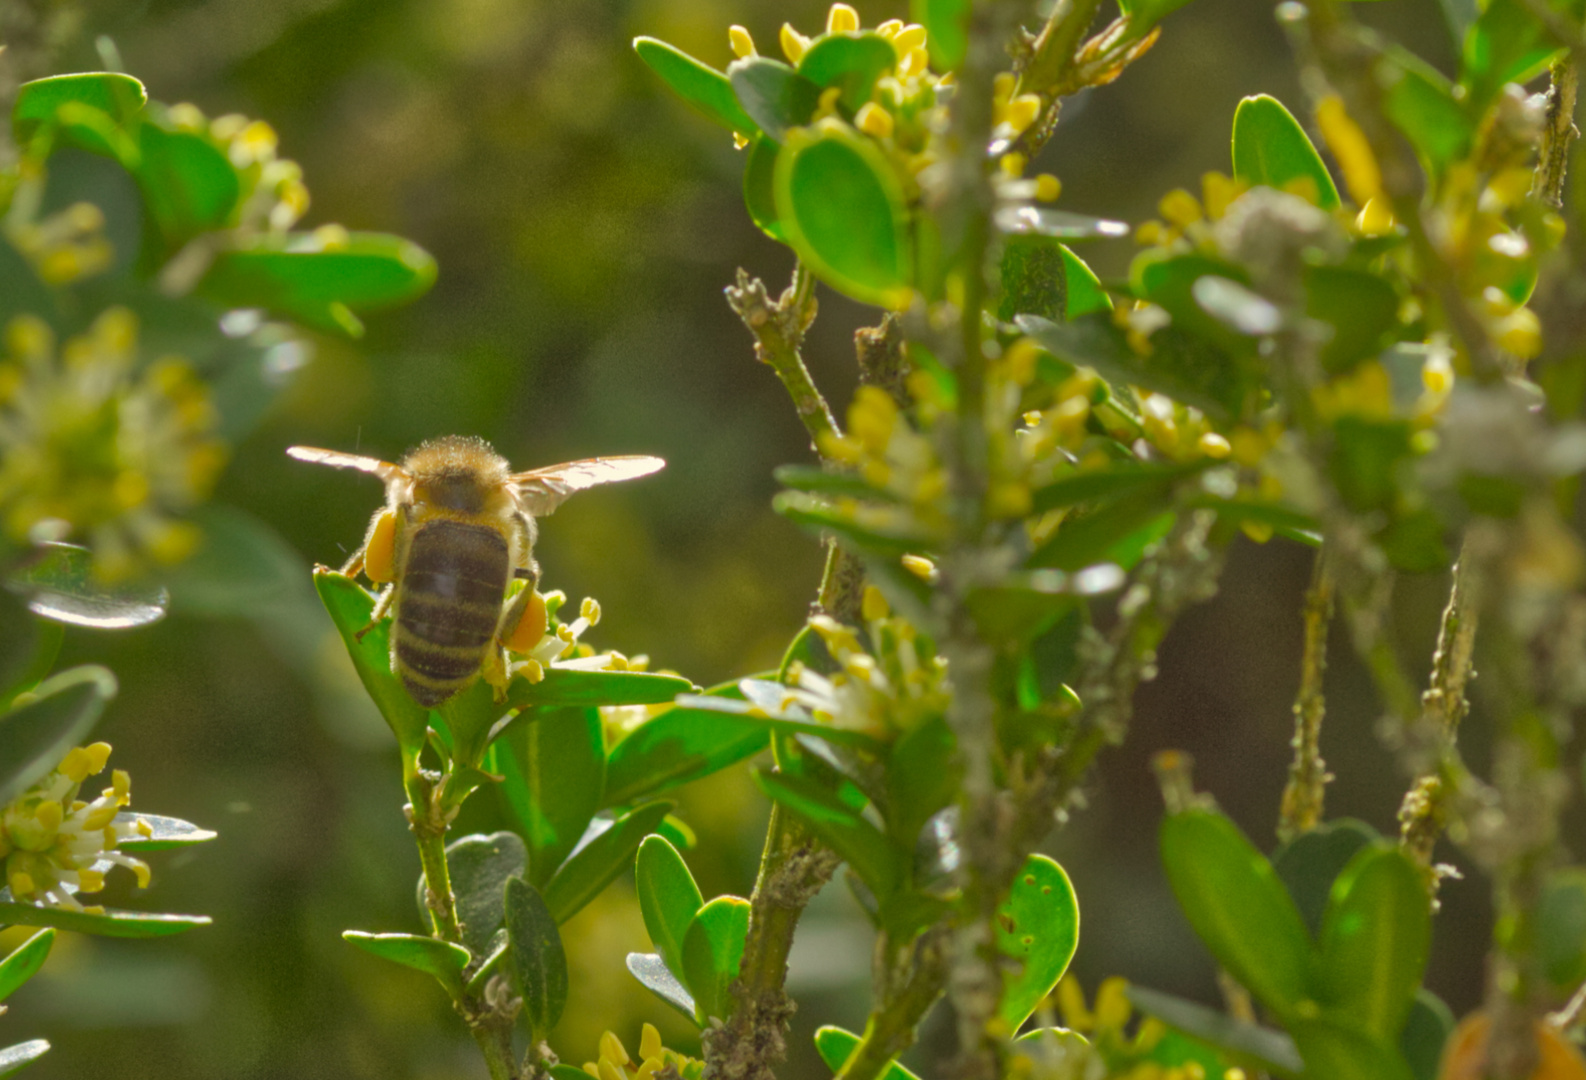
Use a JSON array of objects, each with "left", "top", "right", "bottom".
[
  {"left": 726, "top": 264, "right": 833, "bottom": 455},
  {"left": 1278, "top": 553, "right": 1335, "bottom": 841},
  {"left": 1531, "top": 57, "right": 1579, "bottom": 207}
]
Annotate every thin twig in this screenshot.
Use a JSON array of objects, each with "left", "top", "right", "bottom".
[{"left": 1278, "top": 552, "right": 1335, "bottom": 842}]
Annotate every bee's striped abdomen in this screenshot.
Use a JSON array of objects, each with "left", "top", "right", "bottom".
[{"left": 393, "top": 520, "right": 510, "bottom": 706}]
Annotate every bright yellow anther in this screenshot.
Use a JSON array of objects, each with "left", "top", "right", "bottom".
[
  {"left": 34, "top": 800, "right": 62, "bottom": 833},
  {"left": 77, "top": 868, "right": 105, "bottom": 893},
  {"left": 1242, "top": 520, "right": 1275, "bottom": 544},
  {"left": 1096, "top": 977, "right": 1132, "bottom": 1030},
  {"left": 862, "top": 585, "right": 890, "bottom": 622},
  {"left": 816, "top": 86, "right": 843, "bottom": 117},
  {"left": 1135, "top": 220, "right": 1165, "bottom": 246},
  {"left": 1315, "top": 94, "right": 1382, "bottom": 206},
  {"left": 1496, "top": 307, "right": 1542, "bottom": 359},
  {"left": 1422, "top": 354, "right": 1454, "bottom": 397},
  {"left": 893, "top": 24, "right": 928, "bottom": 55},
  {"left": 856, "top": 102, "right": 894, "bottom": 139},
  {"left": 1001, "top": 94, "right": 1041, "bottom": 135},
  {"left": 1158, "top": 188, "right": 1202, "bottom": 228},
  {"left": 85, "top": 742, "right": 112, "bottom": 775},
  {"left": 521, "top": 658, "right": 546, "bottom": 684},
  {"left": 1000, "top": 152, "right": 1027, "bottom": 177},
  {"left": 1201, "top": 171, "right": 1242, "bottom": 219},
  {"left": 581, "top": 597, "right": 602, "bottom": 625},
  {"left": 1355, "top": 197, "right": 1394, "bottom": 237},
  {"left": 632, "top": 1064, "right": 656, "bottom": 1080},
  {"left": 581, "top": 1066, "right": 599, "bottom": 1078},
  {"left": 596, "top": 1060, "right": 623, "bottom": 1080},
  {"left": 733, "top": 132, "right": 750, "bottom": 150},
  {"left": 1035, "top": 173, "right": 1061, "bottom": 202},
  {"left": 9, "top": 871, "right": 35, "bottom": 898},
  {"left": 1198, "top": 432, "right": 1232, "bottom": 459},
  {"left": 876, "top": 19, "right": 904, "bottom": 38},
  {"left": 901, "top": 554, "right": 938, "bottom": 582},
  {"left": 1058, "top": 975, "right": 1094, "bottom": 1031},
  {"left": 600, "top": 1031, "right": 631, "bottom": 1067},
  {"left": 59, "top": 747, "right": 93, "bottom": 784},
  {"left": 848, "top": 385, "right": 899, "bottom": 453},
  {"left": 729, "top": 25, "right": 756, "bottom": 58},
  {"left": 780, "top": 23, "right": 810, "bottom": 63},
  {"left": 136, "top": 816, "right": 153, "bottom": 837},
  {"left": 640, "top": 1024, "right": 664, "bottom": 1062},
  {"left": 993, "top": 72, "right": 1017, "bottom": 103},
  {"left": 111, "top": 770, "right": 131, "bottom": 801},
  {"left": 827, "top": 3, "right": 860, "bottom": 34}
]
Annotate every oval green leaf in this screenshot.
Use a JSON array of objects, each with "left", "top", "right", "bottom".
[
  {"left": 744, "top": 135, "right": 784, "bottom": 240},
  {"left": 199, "top": 232, "right": 438, "bottom": 337},
  {"left": 0, "top": 665, "right": 116, "bottom": 806},
  {"left": 541, "top": 800, "right": 674, "bottom": 924},
  {"left": 681, "top": 895, "right": 750, "bottom": 1024},
  {"left": 0, "top": 903, "right": 209, "bottom": 938},
  {"left": 633, "top": 37, "right": 758, "bottom": 137},
  {"left": 1271, "top": 817, "right": 1378, "bottom": 938},
  {"left": 1231, "top": 94, "right": 1340, "bottom": 210},
  {"left": 603, "top": 699, "right": 768, "bottom": 807},
  {"left": 0, "top": 1039, "right": 48, "bottom": 1078},
  {"left": 998, "top": 855, "right": 1081, "bottom": 1030},
  {"left": 797, "top": 34, "right": 898, "bottom": 113},
  {"left": 727, "top": 57, "right": 821, "bottom": 141},
  {"left": 774, "top": 119, "right": 913, "bottom": 307},
  {"left": 914, "top": 0, "right": 968, "bottom": 70},
  {"left": 502, "top": 668, "right": 693, "bottom": 714},
  {"left": 13, "top": 72, "right": 146, "bottom": 142},
  {"left": 1287, "top": 1016, "right": 1417, "bottom": 1080},
  {"left": 636, "top": 835, "right": 704, "bottom": 979},
  {"left": 505, "top": 877, "right": 568, "bottom": 1039},
  {"left": 1399, "top": 989, "right": 1454, "bottom": 1080},
  {"left": 1313, "top": 844, "right": 1430, "bottom": 1041},
  {"left": 489, "top": 708, "right": 604, "bottom": 886},
  {"left": 430, "top": 832, "right": 527, "bottom": 957},
  {"left": 314, "top": 570, "right": 429, "bottom": 761},
  {"left": 755, "top": 768, "right": 903, "bottom": 900},
  {"left": 0, "top": 930, "right": 52, "bottom": 1004},
  {"left": 135, "top": 123, "right": 241, "bottom": 242},
  {"left": 342, "top": 931, "right": 470, "bottom": 993},
  {"left": 1538, "top": 868, "right": 1586, "bottom": 989},
  {"left": 626, "top": 951, "right": 697, "bottom": 1022},
  {"left": 1159, "top": 808, "right": 1312, "bottom": 1019},
  {"left": 1127, "top": 985, "right": 1304, "bottom": 1075},
  {"left": 10, "top": 542, "right": 167, "bottom": 629}
]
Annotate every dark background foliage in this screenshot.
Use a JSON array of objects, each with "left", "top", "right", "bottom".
[{"left": 9, "top": 0, "right": 1491, "bottom": 1076}]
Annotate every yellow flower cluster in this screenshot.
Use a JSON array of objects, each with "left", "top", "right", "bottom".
[
  {"left": 160, "top": 103, "right": 310, "bottom": 232},
  {"left": 784, "top": 586, "right": 950, "bottom": 741},
  {"left": 581, "top": 1024, "right": 702, "bottom": 1080},
  {"left": 1040, "top": 976, "right": 1247, "bottom": 1080},
  {"left": 6, "top": 200, "right": 114, "bottom": 285},
  {"left": 820, "top": 384, "right": 951, "bottom": 540},
  {"left": 0, "top": 308, "right": 227, "bottom": 579},
  {"left": 0, "top": 741, "right": 153, "bottom": 911}
]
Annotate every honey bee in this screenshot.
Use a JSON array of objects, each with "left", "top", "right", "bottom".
[{"left": 289, "top": 435, "right": 663, "bottom": 707}]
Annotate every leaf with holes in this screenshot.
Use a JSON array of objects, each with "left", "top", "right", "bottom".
[{"left": 996, "top": 855, "right": 1080, "bottom": 1030}]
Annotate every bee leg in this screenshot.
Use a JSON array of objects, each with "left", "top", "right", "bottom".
[
  {"left": 341, "top": 548, "right": 366, "bottom": 577},
  {"left": 355, "top": 584, "right": 395, "bottom": 642}
]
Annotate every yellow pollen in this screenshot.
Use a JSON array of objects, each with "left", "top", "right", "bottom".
[
  {"left": 901, "top": 554, "right": 938, "bottom": 582},
  {"left": 728, "top": 25, "right": 756, "bottom": 58},
  {"left": 59, "top": 748, "right": 94, "bottom": 784},
  {"left": 33, "top": 801, "right": 62, "bottom": 832},
  {"left": 1315, "top": 94, "right": 1382, "bottom": 206},
  {"left": 1001, "top": 95, "right": 1042, "bottom": 135},
  {"left": 581, "top": 597, "right": 602, "bottom": 625},
  {"left": 600, "top": 1031, "right": 631, "bottom": 1066},
  {"left": 780, "top": 23, "right": 809, "bottom": 63},
  {"left": 84, "top": 802, "right": 119, "bottom": 831},
  {"left": 827, "top": 3, "right": 860, "bottom": 34},
  {"left": 1135, "top": 220, "right": 1165, "bottom": 246},
  {"left": 993, "top": 72, "right": 1016, "bottom": 103},
  {"left": 86, "top": 743, "right": 112, "bottom": 774},
  {"left": 111, "top": 769, "right": 131, "bottom": 801},
  {"left": 521, "top": 659, "right": 546, "bottom": 684},
  {"left": 1035, "top": 174, "right": 1061, "bottom": 202},
  {"left": 862, "top": 585, "right": 890, "bottom": 622},
  {"left": 1096, "top": 976, "right": 1132, "bottom": 1030},
  {"left": 1158, "top": 188, "right": 1202, "bottom": 228},
  {"left": 77, "top": 868, "right": 105, "bottom": 893},
  {"left": 1201, "top": 171, "right": 1243, "bottom": 219},
  {"left": 899, "top": 46, "right": 929, "bottom": 78},
  {"left": 1000, "top": 152, "right": 1027, "bottom": 178},
  {"left": 1356, "top": 197, "right": 1394, "bottom": 236},
  {"left": 640, "top": 1024, "right": 663, "bottom": 1061},
  {"left": 733, "top": 132, "right": 750, "bottom": 150},
  {"left": 1058, "top": 976, "right": 1094, "bottom": 1031},
  {"left": 856, "top": 102, "right": 894, "bottom": 139},
  {"left": 136, "top": 816, "right": 153, "bottom": 837}
]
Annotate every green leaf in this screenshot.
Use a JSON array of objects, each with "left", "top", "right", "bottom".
[
  {"left": 774, "top": 119, "right": 913, "bottom": 307},
  {"left": 636, "top": 835, "right": 704, "bottom": 979},
  {"left": 0, "top": 903, "right": 209, "bottom": 937},
  {"left": 1383, "top": 52, "right": 1474, "bottom": 176},
  {"left": 13, "top": 72, "right": 146, "bottom": 142},
  {"left": 672, "top": 687, "right": 886, "bottom": 753},
  {"left": 744, "top": 136, "right": 784, "bottom": 240},
  {"left": 815, "top": 1025, "right": 923, "bottom": 1080},
  {"left": 1130, "top": 0, "right": 1202, "bottom": 29},
  {"left": 504, "top": 877, "right": 568, "bottom": 1039},
  {"left": 342, "top": 931, "right": 470, "bottom": 993},
  {"left": 314, "top": 570, "right": 428, "bottom": 761},
  {"left": 489, "top": 708, "right": 604, "bottom": 887},
  {"left": 9, "top": 542, "right": 167, "bottom": 629},
  {"left": 1127, "top": 985, "right": 1304, "bottom": 1075},
  {"left": 134, "top": 123, "right": 240, "bottom": 242},
  {"left": 0, "top": 666, "right": 116, "bottom": 805},
  {"left": 1032, "top": 462, "right": 1201, "bottom": 515},
  {"left": 1538, "top": 868, "right": 1586, "bottom": 988},
  {"left": 999, "top": 235, "right": 1070, "bottom": 324},
  {"left": 1029, "top": 491, "right": 1176, "bottom": 572},
  {"left": 727, "top": 57, "right": 821, "bottom": 141},
  {"left": 756, "top": 769, "right": 904, "bottom": 899},
  {"left": 502, "top": 668, "right": 694, "bottom": 714},
  {"left": 1462, "top": 0, "right": 1561, "bottom": 111},
  {"left": 113, "top": 813, "right": 219, "bottom": 852},
  {"left": 0, "top": 1040, "right": 48, "bottom": 1078},
  {"left": 966, "top": 579, "right": 1085, "bottom": 644},
  {"left": 433, "top": 832, "right": 527, "bottom": 957},
  {"left": 1062, "top": 245, "right": 1113, "bottom": 318},
  {"left": 1287, "top": 1016, "right": 1417, "bottom": 1080},
  {"left": 682, "top": 895, "right": 751, "bottom": 1024},
  {"left": 1305, "top": 266, "right": 1401, "bottom": 373},
  {"left": 0, "top": 930, "right": 52, "bottom": 1004},
  {"left": 199, "top": 231, "right": 438, "bottom": 336},
  {"left": 1400, "top": 990, "right": 1454, "bottom": 1080},
  {"left": 798, "top": 33, "right": 898, "bottom": 113},
  {"left": 626, "top": 951, "right": 697, "bottom": 1022},
  {"left": 773, "top": 491, "right": 933, "bottom": 560},
  {"left": 914, "top": 0, "right": 968, "bottom": 70},
  {"left": 885, "top": 716, "right": 957, "bottom": 848},
  {"left": 997, "top": 854, "right": 1081, "bottom": 1030},
  {"left": 1329, "top": 416, "right": 1415, "bottom": 513},
  {"left": 542, "top": 800, "right": 673, "bottom": 924},
  {"left": 633, "top": 38, "right": 758, "bottom": 137},
  {"left": 1312, "top": 844, "right": 1431, "bottom": 1041},
  {"left": 1231, "top": 95, "right": 1340, "bottom": 210},
  {"left": 0, "top": 594, "right": 58, "bottom": 711},
  {"left": 775, "top": 464, "right": 899, "bottom": 503},
  {"left": 1271, "top": 818, "right": 1379, "bottom": 938},
  {"left": 1159, "top": 808, "right": 1312, "bottom": 1018},
  {"left": 603, "top": 698, "right": 769, "bottom": 807}
]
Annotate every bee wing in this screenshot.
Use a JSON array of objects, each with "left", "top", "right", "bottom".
[
  {"left": 286, "top": 446, "right": 409, "bottom": 485},
  {"left": 510, "top": 455, "right": 665, "bottom": 515}
]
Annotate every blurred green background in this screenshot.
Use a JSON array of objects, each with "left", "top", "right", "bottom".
[{"left": 7, "top": 0, "right": 1496, "bottom": 1076}]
